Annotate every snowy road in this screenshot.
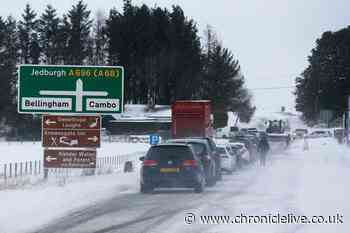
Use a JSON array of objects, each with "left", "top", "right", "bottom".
[{"left": 28, "top": 138, "right": 350, "bottom": 233}]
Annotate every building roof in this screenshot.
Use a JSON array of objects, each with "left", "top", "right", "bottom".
[{"left": 110, "top": 104, "right": 171, "bottom": 123}]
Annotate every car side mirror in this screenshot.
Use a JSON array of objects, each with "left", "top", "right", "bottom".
[{"left": 139, "top": 156, "right": 145, "bottom": 161}]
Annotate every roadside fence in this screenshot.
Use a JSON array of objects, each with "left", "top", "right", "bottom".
[{"left": 0, "top": 152, "right": 143, "bottom": 189}]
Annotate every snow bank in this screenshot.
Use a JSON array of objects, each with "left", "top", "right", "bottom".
[
  {"left": 179, "top": 138, "right": 350, "bottom": 233},
  {"left": 2, "top": 137, "right": 350, "bottom": 233},
  {"left": 296, "top": 138, "right": 350, "bottom": 233},
  {"left": 0, "top": 142, "right": 150, "bottom": 164},
  {"left": 0, "top": 164, "right": 142, "bottom": 233}
]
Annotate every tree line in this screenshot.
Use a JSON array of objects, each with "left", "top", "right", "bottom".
[
  {"left": 295, "top": 26, "right": 350, "bottom": 125},
  {"left": 0, "top": 0, "right": 254, "bottom": 139}
]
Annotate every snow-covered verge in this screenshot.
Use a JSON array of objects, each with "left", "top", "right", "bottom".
[
  {"left": 0, "top": 141, "right": 150, "bottom": 233},
  {"left": 0, "top": 165, "right": 142, "bottom": 233},
  {"left": 0, "top": 141, "right": 150, "bottom": 163},
  {"left": 2, "top": 137, "right": 350, "bottom": 233},
  {"left": 198, "top": 138, "right": 350, "bottom": 233},
  {"left": 296, "top": 138, "right": 350, "bottom": 233}
]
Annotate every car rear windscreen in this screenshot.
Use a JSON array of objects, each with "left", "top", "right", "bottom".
[
  {"left": 168, "top": 141, "right": 207, "bottom": 156},
  {"left": 230, "top": 147, "right": 240, "bottom": 154},
  {"left": 217, "top": 147, "right": 226, "bottom": 154},
  {"left": 231, "top": 144, "right": 243, "bottom": 149},
  {"left": 147, "top": 146, "right": 193, "bottom": 161}
]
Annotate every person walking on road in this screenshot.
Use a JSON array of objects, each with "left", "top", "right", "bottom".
[
  {"left": 258, "top": 134, "right": 270, "bottom": 166},
  {"left": 303, "top": 136, "right": 309, "bottom": 151}
]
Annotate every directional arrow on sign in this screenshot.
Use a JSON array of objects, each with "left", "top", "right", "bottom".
[
  {"left": 88, "top": 136, "right": 99, "bottom": 143},
  {"left": 45, "top": 119, "right": 57, "bottom": 126},
  {"left": 46, "top": 156, "right": 57, "bottom": 162},
  {"left": 39, "top": 79, "right": 108, "bottom": 112}
]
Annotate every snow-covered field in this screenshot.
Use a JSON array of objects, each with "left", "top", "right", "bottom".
[
  {"left": 1, "top": 137, "right": 349, "bottom": 233},
  {"left": 0, "top": 170, "right": 141, "bottom": 233},
  {"left": 0, "top": 142, "right": 150, "bottom": 163}
]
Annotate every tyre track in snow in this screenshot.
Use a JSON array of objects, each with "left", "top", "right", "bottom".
[
  {"left": 33, "top": 141, "right": 302, "bottom": 233},
  {"left": 32, "top": 161, "right": 263, "bottom": 233}
]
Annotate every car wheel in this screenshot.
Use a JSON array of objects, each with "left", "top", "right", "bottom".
[
  {"left": 194, "top": 177, "right": 205, "bottom": 193},
  {"left": 206, "top": 164, "right": 216, "bottom": 187},
  {"left": 140, "top": 183, "right": 154, "bottom": 194},
  {"left": 216, "top": 169, "right": 223, "bottom": 181}
]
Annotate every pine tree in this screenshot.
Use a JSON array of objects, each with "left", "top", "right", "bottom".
[
  {"left": 168, "top": 5, "right": 202, "bottom": 101},
  {"left": 29, "top": 32, "right": 40, "bottom": 64},
  {"left": 201, "top": 26, "right": 254, "bottom": 127},
  {"left": 18, "top": 3, "right": 39, "bottom": 64},
  {"left": 295, "top": 27, "right": 350, "bottom": 123},
  {"left": 6, "top": 15, "right": 41, "bottom": 139},
  {"left": 56, "top": 15, "right": 71, "bottom": 64},
  {"left": 38, "top": 5, "right": 60, "bottom": 64},
  {"left": 66, "top": 0, "right": 92, "bottom": 64},
  {"left": 92, "top": 10, "right": 107, "bottom": 65},
  {"left": 0, "top": 17, "right": 8, "bottom": 117},
  {"left": 0, "top": 17, "right": 22, "bottom": 136},
  {"left": 0, "top": 17, "right": 4, "bottom": 46}
]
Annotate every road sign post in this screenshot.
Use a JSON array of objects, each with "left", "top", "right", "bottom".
[
  {"left": 41, "top": 115, "right": 101, "bottom": 171},
  {"left": 17, "top": 65, "right": 123, "bottom": 173},
  {"left": 44, "top": 149, "right": 97, "bottom": 168},
  {"left": 42, "top": 115, "right": 101, "bottom": 148},
  {"left": 18, "top": 65, "right": 124, "bottom": 114}
]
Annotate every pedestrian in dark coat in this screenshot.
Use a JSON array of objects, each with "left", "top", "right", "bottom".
[{"left": 258, "top": 135, "right": 270, "bottom": 166}]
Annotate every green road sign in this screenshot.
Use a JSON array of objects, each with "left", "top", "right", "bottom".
[{"left": 18, "top": 65, "right": 124, "bottom": 114}]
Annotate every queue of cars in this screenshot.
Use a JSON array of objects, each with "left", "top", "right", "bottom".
[
  {"left": 292, "top": 127, "right": 346, "bottom": 144},
  {"left": 139, "top": 135, "right": 257, "bottom": 193},
  {"left": 138, "top": 125, "right": 343, "bottom": 194}
]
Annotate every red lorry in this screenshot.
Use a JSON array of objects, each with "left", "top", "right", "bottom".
[{"left": 171, "top": 100, "right": 214, "bottom": 138}]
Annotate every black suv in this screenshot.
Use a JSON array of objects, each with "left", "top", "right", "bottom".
[
  {"left": 167, "top": 138, "right": 217, "bottom": 186},
  {"left": 140, "top": 144, "right": 206, "bottom": 193},
  {"left": 188, "top": 137, "right": 222, "bottom": 181}
]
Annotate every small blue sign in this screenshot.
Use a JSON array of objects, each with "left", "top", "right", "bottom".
[{"left": 149, "top": 134, "right": 160, "bottom": 145}]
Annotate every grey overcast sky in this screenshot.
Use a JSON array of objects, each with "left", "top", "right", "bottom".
[{"left": 1, "top": 0, "right": 350, "bottom": 112}]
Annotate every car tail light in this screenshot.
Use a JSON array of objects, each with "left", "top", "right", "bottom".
[
  {"left": 143, "top": 160, "right": 158, "bottom": 167},
  {"left": 183, "top": 160, "right": 197, "bottom": 167}
]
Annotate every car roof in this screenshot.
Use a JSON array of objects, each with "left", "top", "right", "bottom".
[
  {"left": 311, "top": 130, "right": 330, "bottom": 133},
  {"left": 168, "top": 138, "right": 209, "bottom": 144},
  {"left": 216, "top": 143, "right": 229, "bottom": 147},
  {"left": 152, "top": 143, "right": 190, "bottom": 148},
  {"left": 229, "top": 142, "right": 245, "bottom": 146}
]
